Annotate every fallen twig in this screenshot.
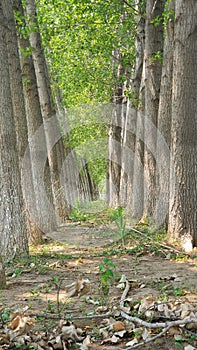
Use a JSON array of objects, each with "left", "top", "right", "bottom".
[
  {"left": 118, "top": 325, "right": 171, "bottom": 349},
  {"left": 28, "top": 311, "right": 112, "bottom": 321},
  {"left": 128, "top": 227, "right": 184, "bottom": 255},
  {"left": 119, "top": 276, "right": 197, "bottom": 349},
  {"left": 120, "top": 310, "right": 197, "bottom": 329}
]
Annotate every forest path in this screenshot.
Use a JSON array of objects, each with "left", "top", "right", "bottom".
[
  {"left": 2, "top": 218, "right": 197, "bottom": 349},
  {"left": 49, "top": 222, "right": 118, "bottom": 248}
]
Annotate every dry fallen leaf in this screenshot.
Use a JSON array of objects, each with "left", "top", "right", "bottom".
[
  {"left": 9, "top": 312, "right": 35, "bottom": 334},
  {"left": 142, "top": 328, "right": 149, "bottom": 341},
  {"left": 126, "top": 338, "right": 138, "bottom": 346},
  {"left": 101, "top": 334, "right": 119, "bottom": 344},
  {"left": 168, "top": 326, "right": 182, "bottom": 336},
  {"left": 65, "top": 278, "right": 90, "bottom": 297},
  {"left": 184, "top": 345, "right": 196, "bottom": 350},
  {"left": 112, "top": 321, "right": 125, "bottom": 332},
  {"left": 138, "top": 295, "right": 154, "bottom": 317},
  {"left": 180, "top": 303, "right": 194, "bottom": 319},
  {"left": 59, "top": 321, "right": 84, "bottom": 342}
]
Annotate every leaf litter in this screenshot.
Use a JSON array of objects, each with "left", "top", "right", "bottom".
[{"left": 0, "top": 221, "right": 197, "bottom": 349}]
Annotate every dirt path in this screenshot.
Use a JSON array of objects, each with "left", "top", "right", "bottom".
[
  {"left": 1, "top": 222, "right": 197, "bottom": 349},
  {"left": 50, "top": 222, "right": 118, "bottom": 247}
]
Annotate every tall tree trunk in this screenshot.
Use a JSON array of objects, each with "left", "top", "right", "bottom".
[
  {"left": 0, "top": 0, "right": 28, "bottom": 258},
  {"left": 120, "top": 0, "right": 145, "bottom": 210},
  {"left": 132, "top": 80, "right": 145, "bottom": 218},
  {"left": 107, "top": 44, "right": 125, "bottom": 208},
  {"left": 25, "top": 0, "right": 70, "bottom": 221},
  {"left": 0, "top": 256, "right": 6, "bottom": 288},
  {"left": 155, "top": 0, "right": 174, "bottom": 227},
  {"left": 132, "top": 0, "right": 145, "bottom": 218},
  {"left": 119, "top": 100, "right": 136, "bottom": 208},
  {"left": 4, "top": 0, "right": 45, "bottom": 243},
  {"left": 168, "top": 0, "right": 197, "bottom": 249},
  {"left": 14, "top": 0, "right": 57, "bottom": 240},
  {"left": 107, "top": 102, "right": 123, "bottom": 207},
  {"left": 143, "top": 0, "right": 165, "bottom": 218}
]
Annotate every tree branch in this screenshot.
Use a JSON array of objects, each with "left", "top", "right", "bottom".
[
  {"left": 119, "top": 276, "right": 197, "bottom": 349},
  {"left": 121, "top": 0, "right": 141, "bottom": 15}
]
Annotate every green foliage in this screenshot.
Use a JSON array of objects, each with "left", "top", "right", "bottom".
[
  {"left": 70, "top": 206, "right": 88, "bottom": 222},
  {"left": 163, "top": 0, "right": 175, "bottom": 29},
  {"left": 1, "top": 308, "right": 10, "bottom": 323},
  {"left": 107, "top": 206, "right": 124, "bottom": 222},
  {"left": 149, "top": 51, "right": 163, "bottom": 64},
  {"left": 99, "top": 258, "right": 116, "bottom": 296},
  {"left": 150, "top": 0, "right": 175, "bottom": 31},
  {"left": 150, "top": 14, "right": 163, "bottom": 27},
  {"left": 35, "top": 0, "right": 137, "bottom": 187},
  {"left": 63, "top": 116, "right": 108, "bottom": 186},
  {"left": 114, "top": 207, "right": 127, "bottom": 246},
  {"left": 37, "top": 0, "right": 136, "bottom": 107}
]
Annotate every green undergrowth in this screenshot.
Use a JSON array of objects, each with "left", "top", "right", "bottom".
[
  {"left": 4, "top": 201, "right": 195, "bottom": 284},
  {"left": 68, "top": 200, "right": 193, "bottom": 260}
]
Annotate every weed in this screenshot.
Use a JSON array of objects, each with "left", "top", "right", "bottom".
[
  {"left": 172, "top": 287, "right": 184, "bottom": 297},
  {"left": 47, "top": 300, "right": 56, "bottom": 313},
  {"left": 70, "top": 207, "right": 88, "bottom": 222},
  {"left": 11, "top": 267, "right": 22, "bottom": 278},
  {"left": 99, "top": 258, "right": 116, "bottom": 298},
  {"left": 114, "top": 207, "right": 127, "bottom": 246},
  {"left": 1, "top": 308, "right": 10, "bottom": 322}
]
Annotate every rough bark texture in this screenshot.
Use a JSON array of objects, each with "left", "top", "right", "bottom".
[
  {"left": 107, "top": 103, "right": 123, "bottom": 207},
  {"left": 0, "top": 256, "right": 6, "bottom": 288},
  {"left": 155, "top": 1, "right": 174, "bottom": 227},
  {"left": 25, "top": 0, "right": 70, "bottom": 221},
  {"left": 3, "top": 0, "right": 28, "bottom": 163},
  {"left": 107, "top": 47, "right": 124, "bottom": 207},
  {"left": 168, "top": 0, "right": 197, "bottom": 248},
  {"left": 119, "top": 102, "right": 136, "bottom": 208},
  {"left": 132, "top": 93, "right": 145, "bottom": 218},
  {"left": 4, "top": 0, "right": 45, "bottom": 244},
  {"left": 143, "top": 0, "right": 165, "bottom": 218},
  {"left": 126, "top": 0, "right": 145, "bottom": 214},
  {"left": 0, "top": 1, "right": 29, "bottom": 258},
  {"left": 14, "top": 0, "right": 57, "bottom": 240}
]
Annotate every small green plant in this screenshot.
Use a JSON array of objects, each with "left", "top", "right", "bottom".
[
  {"left": 99, "top": 258, "right": 116, "bottom": 297},
  {"left": 149, "top": 51, "right": 163, "bottom": 64},
  {"left": 1, "top": 308, "right": 10, "bottom": 323},
  {"left": 174, "top": 335, "right": 183, "bottom": 348},
  {"left": 11, "top": 267, "right": 22, "bottom": 278},
  {"left": 47, "top": 300, "right": 56, "bottom": 313},
  {"left": 114, "top": 207, "right": 127, "bottom": 246},
  {"left": 70, "top": 206, "right": 88, "bottom": 222},
  {"left": 172, "top": 287, "right": 184, "bottom": 297},
  {"left": 29, "top": 286, "right": 40, "bottom": 298}
]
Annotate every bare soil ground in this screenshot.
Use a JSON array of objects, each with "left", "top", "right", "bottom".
[{"left": 1, "top": 217, "right": 197, "bottom": 350}]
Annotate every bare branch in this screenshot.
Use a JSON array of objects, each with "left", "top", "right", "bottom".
[
  {"left": 119, "top": 276, "right": 197, "bottom": 349},
  {"left": 128, "top": 226, "right": 184, "bottom": 255},
  {"left": 121, "top": 0, "right": 141, "bottom": 15},
  {"left": 28, "top": 311, "right": 113, "bottom": 321},
  {"left": 118, "top": 325, "right": 171, "bottom": 349}
]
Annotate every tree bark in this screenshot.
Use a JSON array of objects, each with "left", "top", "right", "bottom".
[
  {"left": 121, "top": 0, "right": 145, "bottom": 210},
  {"left": 25, "top": 0, "right": 70, "bottom": 221},
  {"left": 4, "top": 0, "right": 46, "bottom": 244},
  {"left": 143, "top": 0, "right": 165, "bottom": 218},
  {"left": 107, "top": 102, "right": 123, "bottom": 207},
  {"left": 155, "top": 0, "right": 174, "bottom": 227},
  {"left": 13, "top": 0, "right": 57, "bottom": 241},
  {"left": 0, "top": 256, "right": 6, "bottom": 288},
  {"left": 0, "top": 0, "right": 29, "bottom": 258},
  {"left": 168, "top": 0, "right": 197, "bottom": 248}
]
